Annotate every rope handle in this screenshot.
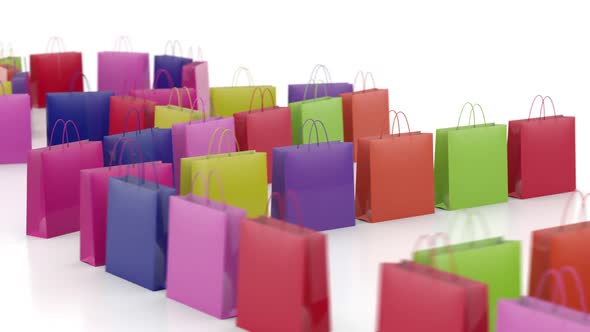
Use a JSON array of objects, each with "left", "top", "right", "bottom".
[
  {"left": 114, "top": 36, "right": 133, "bottom": 52},
  {"left": 232, "top": 67, "right": 253, "bottom": 87},
  {"left": 412, "top": 232, "right": 459, "bottom": 275},
  {"left": 528, "top": 95, "right": 557, "bottom": 120},
  {"left": 353, "top": 70, "right": 377, "bottom": 91}
]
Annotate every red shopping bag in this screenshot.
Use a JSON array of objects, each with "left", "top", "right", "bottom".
[
  {"left": 237, "top": 193, "right": 330, "bottom": 332},
  {"left": 108, "top": 96, "right": 156, "bottom": 135},
  {"left": 508, "top": 95, "right": 576, "bottom": 198},
  {"left": 29, "top": 38, "right": 83, "bottom": 108},
  {"left": 377, "top": 234, "right": 488, "bottom": 332},
  {"left": 233, "top": 88, "right": 292, "bottom": 182},
  {"left": 341, "top": 71, "right": 389, "bottom": 160}
]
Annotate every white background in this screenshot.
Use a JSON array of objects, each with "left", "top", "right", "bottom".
[{"left": 1, "top": 0, "right": 589, "bottom": 331}]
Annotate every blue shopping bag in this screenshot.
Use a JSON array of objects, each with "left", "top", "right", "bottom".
[
  {"left": 153, "top": 41, "right": 191, "bottom": 88},
  {"left": 102, "top": 127, "right": 173, "bottom": 166}
]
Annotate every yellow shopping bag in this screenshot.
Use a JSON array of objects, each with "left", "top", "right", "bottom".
[{"left": 154, "top": 87, "right": 202, "bottom": 128}]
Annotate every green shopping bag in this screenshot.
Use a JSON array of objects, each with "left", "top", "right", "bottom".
[
  {"left": 0, "top": 81, "right": 12, "bottom": 95},
  {"left": 179, "top": 129, "right": 267, "bottom": 218},
  {"left": 434, "top": 102, "right": 507, "bottom": 210},
  {"left": 0, "top": 43, "right": 22, "bottom": 71},
  {"left": 288, "top": 83, "right": 343, "bottom": 144},
  {"left": 209, "top": 67, "right": 276, "bottom": 117},
  {"left": 413, "top": 224, "right": 521, "bottom": 332},
  {"left": 154, "top": 87, "right": 202, "bottom": 128}
]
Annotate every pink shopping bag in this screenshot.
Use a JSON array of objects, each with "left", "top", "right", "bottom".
[
  {"left": 80, "top": 137, "right": 173, "bottom": 266},
  {"left": 181, "top": 51, "right": 210, "bottom": 116},
  {"left": 27, "top": 120, "right": 103, "bottom": 238},
  {"left": 129, "top": 69, "right": 196, "bottom": 106},
  {"left": 0, "top": 82, "right": 31, "bottom": 163},
  {"left": 166, "top": 170, "right": 246, "bottom": 318},
  {"left": 97, "top": 37, "right": 150, "bottom": 96}
]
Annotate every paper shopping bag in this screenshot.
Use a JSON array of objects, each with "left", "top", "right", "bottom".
[
  {"left": 508, "top": 96, "right": 576, "bottom": 198},
  {"left": 154, "top": 87, "right": 202, "bottom": 128},
  {"left": 0, "top": 86, "right": 31, "bottom": 163},
  {"left": 26, "top": 120, "right": 103, "bottom": 238},
  {"left": 97, "top": 37, "right": 150, "bottom": 95},
  {"left": 181, "top": 60, "right": 210, "bottom": 116},
  {"left": 356, "top": 112, "right": 434, "bottom": 222},
  {"left": 105, "top": 174, "right": 176, "bottom": 290},
  {"left": 210, "top": 67, "right": 276, "bottom": 117},
  {"left": 102, "top": 127, "right": 172, "bottom": 166},
  {"left": 153, "top": 41, "right": 192, "bottom": 88},
  {"left": 46, "top": 74, "right": 113, "bottom": 142},
  {"left": 167, "top": 171, "right": 246, "bottom": 319},
  {"left": 29, "top": 38, "right": 83, "bottom": 107},
  {"left": 341, "top": 71, "right": 389, "bottom": 160},
  {"left": 0, "top": 43, "right": 22, "bottom": 70},
  {"left": 233, "top": 88, "right": 292, "bottom": 182},
  {"left": 435, "top": 103, "right": 508, "bottom": 210},
  {"left": 289, "top": 89, "right": 344, "bottom": 144},
  {"left": 287, "top": 64, "right": 353, "bottom": 103},
  {"left": 237, "top": 215, "right": 330, "bottom": 332},
  {"left": 108, "top": 96, "right": 156, "bottom": 135},
  {"left": 12, "top": 71, "right": 29, "bottom": 95},
  {"left": 272, "top": 120, "right": 354, "bottom": 231}
]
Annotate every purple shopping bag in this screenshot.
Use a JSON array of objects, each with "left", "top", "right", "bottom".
[
  {"left": 129, "top": 69, "right": 196, "bottom": 106},
  {"left": 288, "top": 64, "right": 353, "bottom": 103},
  {"left": 167, "top": 170, "right": 246, "bottom": 319},
  {"left": 0, "top": 84, "right": 31, "bottom": 163},
  {"left": 181, "top": 57, "right": 210, "bottom": 116},
  {"left": 27, "top": 120, "right": 104, "bottom": 238},
  {"left": 497, "top": 267, "right": 590, "bottom": 332},
  {"left": 80, "top": 137, "right": 173, "bottom": 267},
  {"left": 98, "top": 37, "right": 149, "bottom": 96},
  {"left": 271, "top": 119, "right": 355, "bottom": 231}
]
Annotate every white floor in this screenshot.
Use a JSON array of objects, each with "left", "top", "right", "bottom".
[{"left": 0, "top": 109, "right": 585, "bottom": 331}]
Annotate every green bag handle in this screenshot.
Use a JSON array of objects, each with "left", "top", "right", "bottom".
[
  {"left": 528, "top": 95, "right": 557, "bottom": 120},
  {"left": 232, "top": 67, "right": 253, "bottom": 87},
  {"left": 206, "top": 128, "right": 241, "bottom": 156},
  {"left": 559, "top": 190, "right": 589, "bottom": 227},
  {"left": 456, "top": 102, "right": 487, "bottom": 128},
  {"left": 412, "top": 232, "right": 459, "bottom": 274},
  {"left": 114, "top": 36, "right": 132, "bottom": 52},
  {"left": 353, "top": 70, "right": 376, "bottom": 92}
]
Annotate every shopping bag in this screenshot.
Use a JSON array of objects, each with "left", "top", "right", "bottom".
[
  {"left": 181, "top": 49, "right": 210, "bottom": 116},
  {"left": 272, "top": 120, "right": 354, "bottom": 231},
  {"left": 172, "top": 107, "right": 235, "bottom": 191},
  {"left": 0, "top": 43, "right": 22, "bottom": 70},
  {"left": 498, "top": 267, "right": 590, "bottom": 332},
  {"left": 154, "top": 87, "right": 203, "bottom": 128},
  {"left": 529, "top": 191, "right": 590, "bottom": 312},
  {"left": 237, "top": 197, "right": 330, "bottom": 332},
  {"left": 181, "top": 130, "right": 267, "bottom": 217},
  {"left": 129, "top": 69, "right": 197, "bottom": 106},
  {"left": 378, "top": 234, "right": 488, "bottom": 332},
  {"left": 288, "top": 82, "right": 344, "bottom": 144},
  {"left": 233, "top": 87, "right": 292, "bottom": 182},
  {"left": 29, "top": 37, "right": 83, "bottom": 107},
  {"left": 109, "top": 95, "right": 156, "bottom": 135},
  {"left": 102, "top": 124, "right": 173, "bottom": 166},
  {"left": 508, "top": 95, "right": 576, "bottom": 198},
  {"left": 153, "top": 40, "right": 192, "bottom": 88},
  {"left": 105, "top": 170, "right": 176, "bottom": 291},
  {"left": 413, "top": 219, "right": 521, "bottom": 332},
  {"left": 12, "top": 71, "right": 30, "bottom": 95},
  {"left": 80, "top": 137, "right": 172, "bottom": 267},
  {"left": 97, "top": 36, "right": 150, "bottom": 96},
  {"left": 0, "top": 64, "right": 16, "bottom": 81},
  {"left": 287, "top": 64, "right": 353, "bottom": 103},
  {"left": 26, "top": 120, "right": 104, "bottom": 238},
  {"left": 0, "top": 83, "right": 31, "bottom": 163},
  {"left": 356, "top": 111, "right": 434, "bottom": 222},
  {"left": 46, "top": 74, "right": 113, "bottom": 142},
  {"left": 434, "top": 103, "right": 508, "bottom": 210},
  {"left": 166, "top": 170, "right": 246, "bottom": 319},
  {"left": 210, "top": 67, "right": 276, "bottom": 117},
  {"left": 341, "top": 71, "right": 389, "bottom": 160}
]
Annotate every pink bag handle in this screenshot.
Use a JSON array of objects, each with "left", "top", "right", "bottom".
[
  {"left": 412, "top": 232, "right": 459, "bottom": 275},
  {"left": 122, "top": 107, "right": 144, "bottom": 136},
  {"left": 47, "top": 119, "right": 67, "bottom": 146},
  {"left": 69, "top": 72, "right": 91, "bottom": 92},
  {"left": 528, "top": 95, "right": 557, "bottom": 120},
  {"left": 153, "top": 69, "right": 174, "bottom": 88},
  {"left": 108, "top": 136, "right": 132, "bottom": 167},
  {"left": 50, "top": 120, "right": 82, "bottom": 150},
  {"left": 535, "top": 269, "right": 566, "bottom": 305},
  {"left": 559, "top": 266, "right": 588, "bottom": 312},
  {"left": 390, "top": 111, "right": 412, "bottom": 137},
  {"left": 560, "top": 190, "right": 589, "bottom": 227}
]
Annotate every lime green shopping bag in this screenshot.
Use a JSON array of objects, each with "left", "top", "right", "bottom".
[
  {"left": 154, "top": 88, "right": 203, "bottom": 128},
  {"left": 210, "top": 67, "right": 276, "bottom": 117},
  {"left": 434, "top": 103, "right": 507, "bottom": 210},
  {"left": 413, "top": 230, "right": 521, "bottom": 332},
  {"left": 0, "top": 81, "right": 12, "bottom": 95},
  {"left": 288, "top": 84, "right": 343, "bottom": 144}
]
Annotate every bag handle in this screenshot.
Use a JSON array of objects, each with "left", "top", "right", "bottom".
[
  {"left": 412, "top": 232, "right": 459, "bottom": 275},
  {"left": 0, "top": 81, "right": 6, "bottom": 96},
  {"left": 167, "top": 87, "right": 183, "bottom": 108},
  {"left": 456, "top": 102, "right": 487, "bottom": 128},
  {"left": 164, "top": 40, "right": 175, "bottom": 55},
  {"left": 172, "top": 40, "right": 183, "bottom": 57},
  {"left": 353, "top": 70, "right": 377, "bottom": 91},
  {"left": 60, "top": 120, "right": 82, "bottom": 148},
  {"left": 304, "top": 119, "right": 330, "bottom": 148},
  {"left": 206, "top": 128, "right": 240, "bottom": 156},
  {"left": 114, "top": 36, "right": 133, "bottom": 52},
  {"left": 189, "top": 97, "right": 209, "bottom": 122},
  {"left": 108, "top": 137, "right": 135, "bottom": 167},
  {"left": 534, "top": 269, "right": 566, "bottom": 306},
  {"left": 309, "top": 64, "right": 332, "bottom": 83},
  {"left": 122, "top": 107, "right": 144, "bottom": 136},
  {"left": 121, "top": 139, "right": 159, "bottom": 187},
  {"left": 216, "top": 129, "right": 241, "bottom": 154},
  {"left": 117, "top": 138, "right": 145, "bottom": 166},
  {"left": 45, "top": 37, "right": 65, "bottom": 53},
  {"left": 47, "top": 119, "right": 67, "bottom": 146},
  {"left": 296, "top": 119, "right": 320, "bottom": 146},
  {"left": 261, "top": 190, "right": 305, "bottom": 229},
  {"left": 302, "top": 78, "right": 329, "bottom": 101},
  {"left": 153, "top": 69, "right": 174, "bottom": 89},
  {"left": 451, "top": 211, "right": 493, "bottom": 244},
  {"left": 267, "top": 192, "right": 286, "bottom": 217},
  {"left": 231, "top": 67, "right": 253, "bottom": 87},
  {"left": 204, "top": 169, "right": 227, "bottom": 205},
  {"left": 187, "top": 46, "right": 204, "bottom": 61},
  {"left": 390, "top": 111, "right": 411, "bottom": 136},
  {"left": 69, "top": 72, "right": 90, "bottom": 92},
  {"left": 528, "top": 95, "right": 557, "bottom": 120},
  {"left": 247, "top": 87, "right": 276, "bottom": 112},
  {"left": 560, "top": 190, "right": 589, "bottom": 227}
]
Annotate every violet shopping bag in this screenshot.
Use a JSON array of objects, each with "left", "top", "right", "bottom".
[
  {"left": 27, "top": 120, "right": 103, "bottom": 238},
  {"left": 129, "top": 69, "right": 196, "bottom": 106},
  {"left": 105, "top": 169, "right": 176, "bottom": 291},
  {"left": 0, "top": 83, "right": 31, "bottom": 163},
  {"left": 97, "top": 37, "right": 150, "bottom": 96},
  {"left": 271, "top": 119, "right": 355, "bottom": 231},
  {"left": 80, "top": 138, "right": 172, "bottom": 267},
  {"left": 166, "top": 170, "right": 246, "bottom": 319},
  {"left": 153, "top": 41, "right": 192, "bottom": 88},
  {"left": 171, "top": 104, "right": 235, "bottom": 191},
  {"left": 288, "top": 64, "right": 353, "bottom": 103},
  {"left": 181, "top": 48, "right": 210, "bottom": 116},
  {"left": 497, "top": 267, "right": 590, "bottom": 332},
  {"left": 46, "top": 73, "right": 114, "bottom": 142}
]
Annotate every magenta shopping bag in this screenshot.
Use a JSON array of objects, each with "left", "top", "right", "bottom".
[
  {"left": 26, "top": 120, "right": 104, "bottom": 238},
  {"left": 0, "top": 83, "right": 31, "bottom": 163},
  {"left": 497, "top": 267, "right": 590, "bottom": 332},
  {"left": 171, "top": 115, "right": 235, "bottom": 191},
  {"left": 80, "top": 138, "right": 172, "bottom": 266},
  {"left": 167, "top": 170, "right": 246, "bottom": 318},
  {"left": 181, "top": 54, "right": 210, "bottom": 116},
  {"left": 97, "top": 37, "right": 149, "bottom": 96},
  {"left": 129, "top": 69, "right": 196, "bottom": 106}
]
